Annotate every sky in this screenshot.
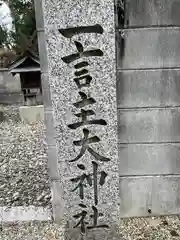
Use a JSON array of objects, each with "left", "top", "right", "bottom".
[{"left": 0, "top": 1, "right": 13, "bottom": 31}]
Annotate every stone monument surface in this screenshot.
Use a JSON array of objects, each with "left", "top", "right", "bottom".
[{"left": 40, "top": 0, "right": 120, "bottom": 239}]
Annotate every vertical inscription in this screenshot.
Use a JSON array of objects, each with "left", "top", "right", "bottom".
[{"left": 59, "top": 24, "right": 110, "bottom": 235}]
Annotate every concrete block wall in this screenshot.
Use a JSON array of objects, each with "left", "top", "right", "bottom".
[{"left": 118, "top": 0, "right": 180, "bottom": 217}]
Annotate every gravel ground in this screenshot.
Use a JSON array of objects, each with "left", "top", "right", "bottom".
[
  {"left": 1, "top": 105, "right": 180, "bottom": 239},
  {"left": 1, "top": 216, "right": 180, "bottom": 240},
  {"left": 0, "top": 105, "right": 51, "bottom": 207},
  {"left": 120, "top": 216, "right": 180, "bottom": 239}
]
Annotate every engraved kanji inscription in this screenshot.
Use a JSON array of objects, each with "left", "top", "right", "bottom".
[
  {"left": 74, "top": 75, "right": 93, "bottom": 89},
  {"left": 73, "top": 92, "right": 96, "bottom": 109},
  {"left": 70, "top": 128, "right": 110, "bottom": 162},
  {"left": 70, "top": 163, "right": 107, "bottom": 202},
  {"left": 71, "top": 164, "right": 92, "bottom": 200},
  {"left": 74, "top": 61, "right": 89, "bottom": 69},
  {"left": 68, "top": 109, "right": 107, "bottom": 130},
  {"left": 59, "top": 24, "right": 110, "bottom": 234},
  {"left": 73, "top": 205, "right": 109, "bottom": 234},
  {"left": 73, "top": 210, "right": 88, "bottom": 234},
  {"left": 61, "top": 41, "right": 103, "bottom": 64},
  {"left": 88, "top": 206, "right": 109, "bottom": 229},
  {"left": 59, "top": 24, "right": 104, "bottom": 38}
]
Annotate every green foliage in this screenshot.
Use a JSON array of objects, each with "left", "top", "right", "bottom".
[
  {"left": 0, "top": 26, "right": 8, "bottom": 47},
  {"left": 1, "top": 0, "right": 37, "bottom": 55}
]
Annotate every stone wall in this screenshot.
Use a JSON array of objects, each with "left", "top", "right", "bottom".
[
  {"left": 0, "top": 68, "right": 23, "bottom": 104},
  {"left": 0, "top": 69, "right": 21, "bottom": 92},
  {"left": 117, "top": 0, "right": 180, "bottom": 218}
]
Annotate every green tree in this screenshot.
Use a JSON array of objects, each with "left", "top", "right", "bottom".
[
  {"left": 0, "top": 26, "right": 8, "bottom": 47},
  {"left": 2, "top": 0, "right": 37, "bottom": 55},
  {"left": 9, "top": 0, "right": 37, "bottom": 53}
]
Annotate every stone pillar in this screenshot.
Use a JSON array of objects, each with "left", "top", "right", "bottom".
[{"left": 35, "top": 0, "right": 120, "bottom": 239}]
